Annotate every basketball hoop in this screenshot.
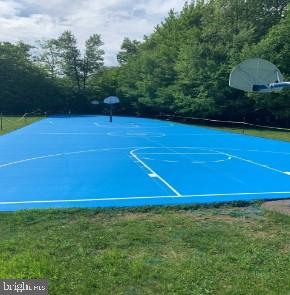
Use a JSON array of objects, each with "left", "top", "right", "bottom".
[
  {"left": 229, "top": 58, "right": 290, "bottom": 93},
  {"left": 103, "top": 96, "right": 120, "bottom": 123}
]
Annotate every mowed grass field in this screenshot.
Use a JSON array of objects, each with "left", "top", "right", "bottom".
[
  {"left": 0, "top": 205, "right": 289, "bottom": 295},
  {"left": 214, "top": 126, "right": 290, "bottom": 142},
  {"left": 0, "top": 116, "right": 42, "bottom": 135}
]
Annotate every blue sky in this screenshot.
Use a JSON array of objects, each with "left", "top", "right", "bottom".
[{"left": 0, "top": 0, "right": 187, "bottom": 65}]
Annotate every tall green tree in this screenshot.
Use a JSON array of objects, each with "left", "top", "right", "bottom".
[
  {"left": 57, "top": 31, "right": 82, "bottom": 91},
  {"left": 117, "top": 38, "right": 140, "bottom": 65},
  {"left": 56, "top": 31, "right": 104, "bottom": 92},
  {"left": 82, "top": 34, "right": 105, "bottom": 90},
  {"left": 37, "top": 39, "right": 60, "bottom": 79},
  {"left": 0, "top": 42, "right": 65, "bottom": 113},
  {"left": 114, "top": 0, "right": 289, "bottom": 124},
  {"left": 243, "top": 6, "right": 290, "bottom": 125}
]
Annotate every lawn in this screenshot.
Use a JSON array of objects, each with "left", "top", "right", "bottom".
[
  {"left": 0, "top": 204, "right": 289, "bottom": 295},
  {"left": 213, "top": 126, "right": 290, "bottom": 142},
  {"left": 0, "top": 116, "right": 42, "bottom": 135}
]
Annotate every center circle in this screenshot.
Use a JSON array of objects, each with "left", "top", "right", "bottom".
[
  {"left": 107, "top": 131, "right": 165, "bottom": 138},
  {"left": 136, "top": 147, "right": 231, "bottom": 164}
]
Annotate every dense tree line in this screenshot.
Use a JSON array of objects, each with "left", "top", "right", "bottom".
[
  {"left": 113, "top": 0, "right": 290, "bottom": 125},
  {"left": 0, "top": 31, "right": 104, "bottom": 114},
  {"left": 0, "top": 0, "right": 289, "bottom": 126},
  {"left": 0, "top": 42, "right": 64, "bottom": 113}
]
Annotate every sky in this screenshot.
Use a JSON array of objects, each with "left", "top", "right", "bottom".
[{"left": 0, "top": 0, "right": 187, "bottom": 65}]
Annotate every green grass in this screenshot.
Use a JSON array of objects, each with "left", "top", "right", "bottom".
[
  {"left": 211, "top": 126, "right": 290, "bottom": 142},
  {"left": 0, "top": 204, "right": 289, "bottom": 295},
  {"left": 0, "top": 116, "right": 42, "bottom": 135}
]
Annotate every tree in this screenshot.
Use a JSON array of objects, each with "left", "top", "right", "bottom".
[
  {"left": 82, "top": 34, "right": 104, "bottom": 90},
  {"left": 114, "top": 0, "right": 289, "bottom": 124},
  {"left": 35, "top": 31, "right": 105, "bottom": 112},
  {"left": 36, "top": 39, "right": 60, "bottom": 79},
  {"left": 243, "top": 6, "right": 290, "bottom": 125},
  {"left": 56, "top": 31, "right": 104, "bottom": 92},
  {"left": 0, "top": 42, "right": 65, "bottom": 113},
  {"left": 117, "top": 38, "right": 140, "bottom": 65},
  {"left": 57, "top": 31, "right": 82, "bottom": 91}
]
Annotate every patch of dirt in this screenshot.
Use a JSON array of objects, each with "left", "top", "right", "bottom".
[
  {"left": 118, "top": 212, "right": 155, "bottom": 221},
  {"left": 189, "top": 214, "right": 237, "bottom": 223},
  {"left": 262, "top": 199, "right": 290, "bottom": 216},
  {"left": 184, "top": 207, "right": 263, "bottom": 224},
  {"left": 186, "top": 213, "right": 258, "bottom": 226},
  {"left": 246, "top": 229, "right": 277, "bottom": 239}
]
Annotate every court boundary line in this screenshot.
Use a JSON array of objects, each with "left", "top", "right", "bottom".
[
  {"left": 212, "top": 147, "right": 290, "bottom": 156},
  {"left": 1, "top": 191, "right": 290, "bottom": 205},
  {"left": 130, "top": 148, "right": 182, "bottom": 196},
  {"left": 0, "top": 147, "right": 138, "bottom": 169},
  {"left": 211, "top": 148, "right": 289, "bottom": 175}
]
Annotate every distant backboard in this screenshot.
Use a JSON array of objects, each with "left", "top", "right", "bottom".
[
  {"left": 104, "top": 96, "right": 120, "bottom": 104},
  {"left": 229, "top": 58, "right": 284, "bottom": 92}
]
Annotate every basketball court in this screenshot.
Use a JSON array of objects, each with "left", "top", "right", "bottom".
[{"left": 0, "top": 115, "right": 289, "bottom": 211}]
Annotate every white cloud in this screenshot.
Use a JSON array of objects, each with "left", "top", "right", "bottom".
[
  {"left": 0, "top": 0, "right": 186, "bottom": 65},
  {"left": 0, "top": 1, "right": 21, "bottom": 17}
]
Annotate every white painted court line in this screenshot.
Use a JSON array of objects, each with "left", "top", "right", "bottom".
[
  {"left": 130, "top": 148, "right": 182, "bottom": 196},
  {"left": 211, "top": 147, "right": 290, "bottom": 156},
  {"left": 0, "top": 146, "right": 197, "bottom": 169},
  {"left": 139, "top": 155, "right": 231, "bottom": 165},
  {"left": 124, "top": 125, "right": 174, "bottom": 129},
  {"left": 0, "top": 150, "right": 98, "bottom": 168},
  {"left": 1, "top": 145, "right": 288, "bottom": 172},
  {"left": 0, "top": 147, "right": 139, "bottom": 169},
  {"left": 211, "top": 149, "right": 289, "bottom": 176},
  {"left": 137, "top": 147, "right": 232, "bottom": 165},
  {"left": 137, "top": 152, "right": 220, "bottom": 155},
  {"left": 1, "top": 191, "right": 290, "bottom": 205},
  {"left": 40, "top": 133, "right": 105, "bottom": 135},
  {"left": 107, "top": 132, "right": 166, "bottom": 138},
  {"left": 169, "top": 133, "right": 237, "bottom": 136},
  {"left": 93, "top": 121, "right": 171, "bottom": 130}
]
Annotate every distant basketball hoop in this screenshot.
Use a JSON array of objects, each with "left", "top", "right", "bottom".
[
  {"left": 104, "top": 96, "right": 120, "bottom": 105},
  {"left": 104, "top": 96, "right": 120, "bottom": 123}
]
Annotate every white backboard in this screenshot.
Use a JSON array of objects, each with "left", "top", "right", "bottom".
[
  {"left": 229, "top": 58, "right": 283, "bottom": 92},
  {"left": 104, "top": 96, "right": 120, "bottom": 104}
]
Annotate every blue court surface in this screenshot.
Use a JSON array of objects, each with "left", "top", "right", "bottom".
[{"left": 0, "top": 115, "right": 290, "bottom": 211}]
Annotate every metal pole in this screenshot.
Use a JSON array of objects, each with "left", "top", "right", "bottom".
[
  {"left": 110, "top": 105, "right": 113, "bottom": 123},
  {"left": 0, "top": 112, "right": 2, "bottom": 131},
  {"left": 243, "top": 115, "right": 246, "bottom": 134}
]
